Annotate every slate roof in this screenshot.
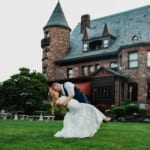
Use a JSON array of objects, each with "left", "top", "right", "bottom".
[
  {"left": 44, "top": 1, "right": 70, "bottom": 30},
  {"left": 55, "top": 5, "right": 150, "bottom": 64}
]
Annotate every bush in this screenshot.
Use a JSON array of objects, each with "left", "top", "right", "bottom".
[
  {"left": 112, "top": 106, "right": 126, "bottom": 118},
  {"left": 122, "top": 99, "right": 131, "bottom": 105},
  {"left": 105, "top": 109, "right": 112, "bottom": 116},
  {"left": 125, "top": 104, "right": 139, "bottom": 116},
  {"left": 139, "top": 108, "right": 146, "bottom": 116},
  {"left": 38, "top": 103, "right": 52, "bottom": 115},
  {"left": 109, "top": 103, "right": 148, "bottom": 121},
  {"left": 54, "top": 106, "right": 67, "bottom": 120}
]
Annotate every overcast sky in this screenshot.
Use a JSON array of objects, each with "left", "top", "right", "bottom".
[{"left": 0, "top": 0, "right": 149, "bottom": 82}]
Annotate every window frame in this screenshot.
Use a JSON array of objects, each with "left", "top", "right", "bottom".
[
  {"left": 82, "top": 66, "right": 89, "bottom": 76},
  {"left": 67, "top": 68, "right": 74, "bottom": 79},
  {"left": 147, "top": 51, "right": 150, "bottom": 67},
  {"left": 44, "top": 31, "right": 50, "bottom": 38},
  {"left": 128, "top": 51, "right": 138, "bottom": 69},
  {"left": 83, "top": 43, "right": 88, "bottom": 52},
  {"left": 103, "top": 39, "right": 109, "bottom": 48}
]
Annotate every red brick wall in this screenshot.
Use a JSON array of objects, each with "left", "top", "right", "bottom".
[
  {"left": 42, "top": 25, "right": 150, "bottom": 105},
  {"left": 119, "top": 45, "right": 150, "bottom": 103},
  {"left": 42, "top": 27, "right": 70, "bottom": 81}
]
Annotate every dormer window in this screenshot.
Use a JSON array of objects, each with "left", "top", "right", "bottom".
[
  {"left": 103, "top": 39, "right": 109, "bottom": 48},
  {"left": 82, "top": 36, "right": 115, "bottom": 52},
  {"left": 89, "top": 40, "right": 102, "bottom": 50},
  {"left": 132, "top": 35, "right": 138, "bottom": 41}
]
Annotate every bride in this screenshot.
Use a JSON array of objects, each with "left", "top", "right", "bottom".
[{"left": 50, "top": 89, "right": 111, "bottom": 138}]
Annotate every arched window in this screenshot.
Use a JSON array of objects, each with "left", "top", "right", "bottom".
[{"left": 132, "top": 35, "right": 138, "bottom": 41}]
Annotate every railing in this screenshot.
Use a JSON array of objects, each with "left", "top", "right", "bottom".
[
  {"left": 41, "top": 38, "right": 50, "bottom": 48},
  {"left": 0, "top": 113, "right": 55, "bottom": 121}
]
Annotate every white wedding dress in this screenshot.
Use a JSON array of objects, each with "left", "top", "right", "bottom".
[{"left": 54, "top": 96, "right": 107, "bottom": 138}]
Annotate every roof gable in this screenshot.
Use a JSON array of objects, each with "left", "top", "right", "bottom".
[{"left": 92, "top": 67, "right": 127, "bottom": 78}]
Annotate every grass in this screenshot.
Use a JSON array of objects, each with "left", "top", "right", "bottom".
[{"left": 0, "top": 120, "right": 149, "bottom": 150}]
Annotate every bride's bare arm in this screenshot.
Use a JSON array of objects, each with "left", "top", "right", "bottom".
[
  {"left": 62, "top": 93, "right": 73, "bottom": 106},
  {"left": 55, "top": 92, "right": 74, "bottom": 107}
]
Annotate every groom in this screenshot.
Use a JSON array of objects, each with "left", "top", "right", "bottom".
[{"left": 51, "top": 81, "right": 88, "bottom": 103}]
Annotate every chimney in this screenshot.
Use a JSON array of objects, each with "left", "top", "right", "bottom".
[{"left": 80, "top": 14, "right": 90, "bottom": 33}]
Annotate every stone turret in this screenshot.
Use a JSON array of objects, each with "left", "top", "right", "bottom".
[{"left": 41, "top": 2, "right": 71, "bottom": 81}]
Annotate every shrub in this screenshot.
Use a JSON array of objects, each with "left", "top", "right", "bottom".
[
  {"left": 112, "top": 106, "right": 126, "bottom": 118},
  {"left": 122, "top": 99, "right": 131, "bottom": 105},
  {"left": 104, "top": 109, "right": 112, "bottom": 116},
  {"left": 38, "top": 103, "right": 52, "bottom": 115},
  {"left": 139, "top": 108, "right": 146, "bottom": 116},
  {"left": 54, "top": 106, "right": 67, "bottom": 120},
  {"left": 125, "top": 104, "right": 139, "bottom": 116}
]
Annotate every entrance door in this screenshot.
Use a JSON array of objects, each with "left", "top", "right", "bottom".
[{"left": 92, "top": 77, "right": 115, "bottom": 105}]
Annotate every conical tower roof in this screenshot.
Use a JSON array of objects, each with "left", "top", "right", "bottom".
[{"left": 44, "top": 1, "right": 70, "bottom": 30}]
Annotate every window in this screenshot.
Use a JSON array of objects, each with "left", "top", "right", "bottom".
[
  {"left": 93, "top": 86, "right": 113, "bottom": 103},
  {"left": 82, "top": 66, "right": 89, "bottom": 76},
  {"left": 96, "top": 64, "right": 100, "bottom": 70},
  {"left": 43, "top": 50, "right": 48, "bottom": 59},
  {"left": 128, "top": 52, "right": 138, "bottom": 68},
  {"left": 147, "top": 51, "right": 150, "bottom": 67},
  {"left": 89, "top": 65, "right": 95, "bottom": 74},
  {"left": 82, "top": 64, "right": 101, "bottom": 76},
  {"left": 83, "top": 43, "right": 88, "bottom": 52},
  {"left": 89, "top": 40, "right": 102, "bottom": 50},
  {"left": 110, "top": 62, "right": 118, "bottom": 70},
  {"left": 44, "top": 31, "right": 50, "bottom": 38},
  {"left": 132, "top": 35, "right": 138, "bottom": 41},
  {"left": 67, "top": 68, "right": 74, "bottom": 78},
  {"left": 103, "top": 39, "right": 109, "bottom": 48}
]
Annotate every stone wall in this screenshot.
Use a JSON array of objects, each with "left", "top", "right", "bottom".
[{"left": 120, "top": 45, "right": 150, "bottom": 103}]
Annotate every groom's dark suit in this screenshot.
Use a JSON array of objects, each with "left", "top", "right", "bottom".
[{"left": 62, "top": 83, "right": 88, "bottom": 103}]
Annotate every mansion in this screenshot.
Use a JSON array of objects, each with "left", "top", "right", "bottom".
[{"left": 41, "top": 2, "right": 150, "bottom": 106}]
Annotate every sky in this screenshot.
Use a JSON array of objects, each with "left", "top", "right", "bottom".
[{"left": 0, "top": 0, "right": 149, "bottom": 82}]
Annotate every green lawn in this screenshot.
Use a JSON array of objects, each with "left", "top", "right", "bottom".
[{"left": 0, "top": 120, "right": 149, "bottom": 150}]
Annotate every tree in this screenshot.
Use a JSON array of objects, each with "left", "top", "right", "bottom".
[{"left": 0, "top": 67, "right": 49, "bottom": 114}]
